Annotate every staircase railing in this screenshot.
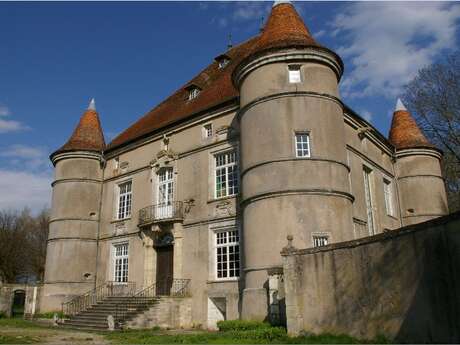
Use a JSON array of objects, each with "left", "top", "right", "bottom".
[
  {"left": 62, "top": 281, "right": 136, "bottom": 317},
  {"left": 115, "top": 278, "right": 191, "bottom": 324}
]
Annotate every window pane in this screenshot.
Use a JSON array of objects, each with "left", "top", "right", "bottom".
[
  {"left": 295, "top": 133, "right": 310, "bottom": 157},
  {"left": 215, "top": 151, "right": 239, "bottom": 198},
  {"left": 215, "top": 230, "right": 240, "bottom": 279}
]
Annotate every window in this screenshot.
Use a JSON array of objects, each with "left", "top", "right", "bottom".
[
  {"left": 218, "top": 58, "right": 230, "bottom": 69},
  {"left": 157, "top": 168, "right": 174, "bottom": 219},
  {"left": 288, "top": 65, "right": 301, "bottom": 83},
  {"left": 295, "top": 132, "right": 310, "bottom": 158},
  {"left": 383, "top": 178, "right": 395, "bottom": 216},
  {"left": 363, "top": 166, "right": 375, "bottom": 235},
  {"left": 203, "top": 123, "right": 213, "bottom": 139},
  {"left": 113, "top": 243, "right": 129, "bottom": 283},
  {"left": 215, "top": 151, "right": 238, "bottom": 198},
  {"left": 117, "top": 181, "right": 132, "bottom": 219},
  {"left": 216, "top": 230, "right": 240, "bottom": 279},
  {"left": 188, "top": 87, "right": 200, "bottom": 100},
  {"left": 313, "top": 234, "right": 329, "bottom": 247}
]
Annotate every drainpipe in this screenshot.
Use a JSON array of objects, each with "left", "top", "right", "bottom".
[{"left": 94, "top": 152, "right": 106, "bottom": 288}]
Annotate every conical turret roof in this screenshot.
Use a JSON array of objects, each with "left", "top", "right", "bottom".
[
  {"left": 52, "top": 99, "right": 105, "bottom": 156},
  {"left": 389, "top": 98, "right": 433, "bottom": 150},
  {"left": 255, "top": 1, "right": 319, "bottom": 51}
]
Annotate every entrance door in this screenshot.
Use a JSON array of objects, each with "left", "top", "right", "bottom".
[
  {"left": 157, "top": 168, "right": 174, "bottom": 219},
  {"left": 11, "top": 290, "right": 25, "bottom": 318},
  {"left": 156, "top": 245, "right": 174, "bottom": 295}
]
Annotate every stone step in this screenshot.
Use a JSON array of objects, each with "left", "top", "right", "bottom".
[
  {"left": 63, "top": 320, "right": 112, "bottom": 330},
  {"left": 60, "top": 296, "right": 163, "bottom": 330}
]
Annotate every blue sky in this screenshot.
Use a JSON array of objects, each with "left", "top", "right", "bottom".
[{"left": 1, "top": 1, "right": 459, "bottom": 212}]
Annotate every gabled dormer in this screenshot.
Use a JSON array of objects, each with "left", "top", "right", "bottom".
[
  {"left": 185, "top": 84, "right": 201, "bottom": 100},
  {"left": 215, "top": 54, "right": 231, "bottom": 69}
]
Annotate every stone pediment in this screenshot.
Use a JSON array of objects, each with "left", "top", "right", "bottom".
[{"left": 150, "top": 149, "right": 178, "bottom": 173}]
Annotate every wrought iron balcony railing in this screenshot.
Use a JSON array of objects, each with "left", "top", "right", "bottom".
[{"left": 138, "top": 201, "right": 184, "bottom": 226}]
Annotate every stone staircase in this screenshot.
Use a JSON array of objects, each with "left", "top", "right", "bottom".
[{"left": 61, "top": 296, "right": 160, "bottom": 330}]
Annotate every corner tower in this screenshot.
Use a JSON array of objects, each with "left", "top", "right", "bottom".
[
  {"left": 42, "top": 99, "right": 105, "bottom": 311},
  {"left": 233, "top": 2, "right": 354, "bottom": 320},
  {"left": 389, "top": 99, "right": 448, "bottom": 225}
]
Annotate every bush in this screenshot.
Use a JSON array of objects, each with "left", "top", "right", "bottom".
[
  {"left": 228, "top": 327, "right": 287, "bottom": 341},
  {"left": 34, "top": 311, "right": 64, "bottom": 319},
  {"left": 0, "top": 312, "right": 6, "bottom": 319},
  {"left": 216, "top": 320, "right": 273, "bottom": 332}
]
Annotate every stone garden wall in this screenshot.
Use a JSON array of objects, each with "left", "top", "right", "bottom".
[{"left": 282, "top": 212, "right": 460, "bottom": 343}]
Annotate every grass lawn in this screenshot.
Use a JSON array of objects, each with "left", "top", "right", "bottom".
[
  {"left": 0, "top": 318, "right": 390, "bottom": 344},
  {"left": 0, "top": 318, "right": 107, "bottom": 344},
  {"left": 104, "top": 327, "right": 389, "bottom": 344}
]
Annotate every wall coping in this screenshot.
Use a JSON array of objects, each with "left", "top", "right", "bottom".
[{"left": 281, "top": 211, "right": 460, "bottom": 256}]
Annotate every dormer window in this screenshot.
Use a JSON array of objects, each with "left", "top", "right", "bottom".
[
  {"left": 219, "top": 58, "right": 229, "bottom": 69},
  {"left": 187, "top": 86, "right": 201, "bottom": 100},
  {"left": 215, "top": 54, "right": 231, "bottom": 69},
  {"left": 288, "top": 64, "right": 301, "bottom": 83}
]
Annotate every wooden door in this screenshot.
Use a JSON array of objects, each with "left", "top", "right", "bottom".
[{"left": 156, "top": 245, "right": 174, "bottom": 295}]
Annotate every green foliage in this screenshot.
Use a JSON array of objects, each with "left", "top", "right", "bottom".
[
  {"left": 0, "top": 312, "right": 6, "bottom": 319},
  {"left": 0, "top": 318, "right": 43, "bottom": 328},
  {"left": 216, "top": 320, "right": 272, "bottom": 332},
  {"left": 34, "top": 311, "right": 64, "bottom": 319},
  {"left": 226, "top": 327, "right": 287, "bottom": 341},
  {"left": 0, "top": 335, "right": 39, "bottom": 344},
  {"left": 104, "top": 325, "right": 390, "bottom": 344}
]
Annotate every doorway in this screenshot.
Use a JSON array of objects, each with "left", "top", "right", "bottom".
[
  {"left": 11, "top": 290, "right": 25, "bottom": 318},
  {"left": 156, "top": 245, "right": 173, "bottom": 295}
]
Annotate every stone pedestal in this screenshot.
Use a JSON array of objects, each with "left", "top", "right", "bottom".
[{"left": 241, "top": 288, "right": 268, "bottom": 321}]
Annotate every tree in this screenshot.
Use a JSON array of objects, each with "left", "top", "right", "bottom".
[
  {"left": 403, "top": 52, "right": 460, "bottom": 212},
  {"left": 0, "top": 209, "right": 30, "bottom": 282},
  {"left": 27, "top": 209, "right": 50, "bottom": 282},
  {"left": 0, "top": 208, "right": 49, "bottom": 283}
]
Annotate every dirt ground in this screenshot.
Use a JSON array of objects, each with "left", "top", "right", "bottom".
[{"left": 0, "top": 322, "right": 109, "bottom": 344}]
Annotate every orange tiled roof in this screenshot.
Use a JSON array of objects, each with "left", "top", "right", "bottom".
[
  {"left": 53, "top": 108, "right": 105, "bottom": 156},
  {"left": 107, "top": 2, "right": 333, "bottom": 152},
  {"left": 389, "top": 107, "right": 433, "bottom": 150}
]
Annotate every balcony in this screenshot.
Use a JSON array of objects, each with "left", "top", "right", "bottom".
[{"left": 138, "top": 201, "right": 184, "bottom": 226}]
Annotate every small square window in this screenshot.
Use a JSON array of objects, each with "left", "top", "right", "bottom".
[
  {"left": 295, "top": 132, "right": 310, "bottom": 158},
  {"left": 313, "top": 235, "right": 329, "bottom": 247},
  {"left": 218, "top": 59, "right": 230, "bottom": 69},
  {"left": 203, "top": 124, "right": 213, "bottom": 139},
  {"left": 288, "top": 65, "right": 301, "bottom": 83},
  {"left": 188, "top": 87, "right": 200, "bottom": 100}
]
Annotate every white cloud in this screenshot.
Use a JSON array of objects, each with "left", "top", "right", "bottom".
[
  {"left": 331, "top": 2, "right": 460, "bottom": 99},
  {"left": 313, "top": 29, "right": 326, "bottom": 39},
  {"left": 232, "top": 2, "right": 270, "bottom": 22},
  {"left": 0, "top": 104, "right": 30, "bottom": 133},
  {"left": 0, "top": 118, "right": 30, "bottom": 133},
  {"left": 0, "top": 105, "right": 10, "bottom": 117},
  {"left": 0, "top": 144, "right": 50, "bottom": 171},
  {"left": 360, "top": 110, "right": 373, "bottom": 122},
  {"left": 0, "top": 170, "right": 51, "bottom": 212}
]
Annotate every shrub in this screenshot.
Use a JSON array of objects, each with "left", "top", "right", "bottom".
[
  {"left": 0, "top": 312, "right": 6, "bottom": 319},
  {"left": 34, "top": 311, "right": 64, "bottom": 319},
  {"left": 228, "top": 327, "right": 287, "bottom": 341},
  {"left": 216, "top": 320, "right": 272, "bottom": 332}
]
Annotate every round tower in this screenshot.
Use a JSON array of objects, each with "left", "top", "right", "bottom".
[
  {"left": 41, "top": 99, "right": 105, "bottom": 311},
  {"left": 233, "top": 2, "right": 354, "bottom": 320},
  {"left": 389, "top": 99, "right": 448, "bottom": 226}
]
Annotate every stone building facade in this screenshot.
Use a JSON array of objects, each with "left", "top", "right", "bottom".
[{"left": 41, "top": 1, "right": 448, "bottom": 328}]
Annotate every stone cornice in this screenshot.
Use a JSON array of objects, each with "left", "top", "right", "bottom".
[
  {"left": 395, "top": 147, "right": 442, "bottom": 160},
  {"left": 51, "top": 150, "right": 103, "bottom": 166},
  {"left": 241, "top": 188, "right": 355, "bottom": 206},
  {"left": 233, "top": 48, "right": 343, "bottom": 88}
]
